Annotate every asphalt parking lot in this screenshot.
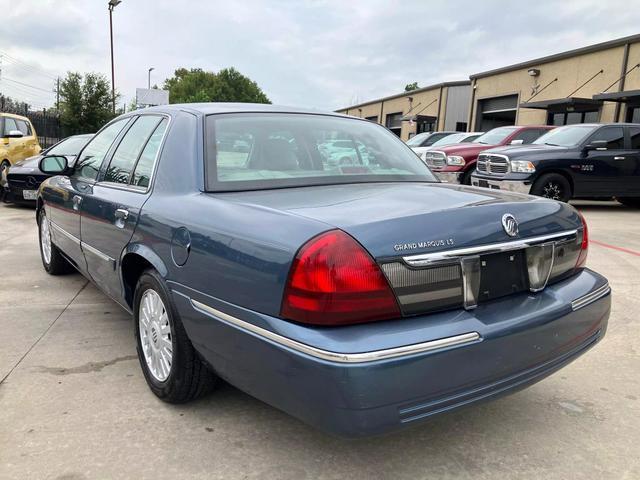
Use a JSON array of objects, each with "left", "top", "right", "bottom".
[{"left": 0, "top": 200, "right": 638, "bottom": 480}]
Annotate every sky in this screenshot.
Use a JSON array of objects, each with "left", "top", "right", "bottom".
[{"left": 1, "top": 0, "right": 640, "bottom": 112}]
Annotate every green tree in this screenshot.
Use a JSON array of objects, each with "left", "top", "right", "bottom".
[
  {"left": 59, "top": 72, "right": 116, "bottom": 135},
  {"left": 405, "top": 82, "right": 419, "bottom": 92},
  {"left": 164, "top": 67, "right": 270, "bottom": 104}
]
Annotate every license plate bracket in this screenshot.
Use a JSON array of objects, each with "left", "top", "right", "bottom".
[
  {"left": 478, "top": 180, "right": 489, "bottom": 188},
  {"left": 478, "top": 250, "right": 529, "bottom": 302},
  {"left": 22, "top": 190, "right": 37, "bottom": 200}
]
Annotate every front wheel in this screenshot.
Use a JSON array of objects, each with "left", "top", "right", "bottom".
[
  {"left": 617, "top": 197, "right": 640, "bottom": 208},
  {"left": 134, "top": 270, "right": 217, "bottom": 403},
  {"left": 38, "top": 209, "right": 74, "bottom": 275},
  {"left": 530, "top": 173, "right": 572, "bottom": 202},
  {"left": 0, "top": 160, "right": 10, "bottom": 175}
]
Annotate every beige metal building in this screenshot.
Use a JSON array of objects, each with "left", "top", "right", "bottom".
[
  {"left": 337, "top": 81, "right": 471, "bottom": 141},
  {"left": 337, "top": 33, "right": 640, "bottom": 138}
]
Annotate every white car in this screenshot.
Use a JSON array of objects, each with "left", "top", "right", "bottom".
[{"left": 412, "top": 132, "right": 483, "bottom": 162}]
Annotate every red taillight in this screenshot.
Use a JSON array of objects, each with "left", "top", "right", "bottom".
[
  {"left": 281, "top": 230, "right": 401, "bottom": 326},
  {"left": 576, "top": 211, "right": 589, "bottom": 269}
]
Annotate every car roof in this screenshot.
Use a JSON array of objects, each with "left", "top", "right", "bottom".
[
  {"left": 139, "top": 102, "right": 350, "bottom": 118},
  {"left": 0, "top": 112, "right": 29, "bottom": 121}
]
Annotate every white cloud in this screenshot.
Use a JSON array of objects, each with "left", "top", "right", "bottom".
[{"left": 0, "top": 0, "right": 639, "bottom": 111}]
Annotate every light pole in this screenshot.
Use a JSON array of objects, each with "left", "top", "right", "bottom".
[
  {"left": 148, "top": 67, "right": 154, "bottom": 89},
  {"left": 108, "top": 0, "right": 122, "bottom": 114}
]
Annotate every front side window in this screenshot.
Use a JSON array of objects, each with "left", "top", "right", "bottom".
[
  {"left": 587, "top": 126, "right": 625, "bottom": 149},
  {"left": 533, "top": 125, "right": 598, "bottom": 147},
  {"left": 630, "top": 127, "right": 640, "bottom": 149},
  {"left": 474, "top": 127, "right": 518, "bottom": 145},
  {"left": 74, "top": 118, "right": 130, "bottom": 181},
  {"left": 406, "top": 132, "right": 431, "bottom": 146},
  {"left": 104, "top": 116, "right": 163, "bottom": 184},
  {"left": 205, "top": 113, "right": 436, "bottom": 192},
  {"left": 3, "top": 118, "right": 18, "bottom": 136}
]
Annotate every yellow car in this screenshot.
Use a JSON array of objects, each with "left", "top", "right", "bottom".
[{"left": 0, "top": 113, "right": 41, "bottom": 174}]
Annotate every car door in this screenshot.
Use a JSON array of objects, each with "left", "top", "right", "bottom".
[
  {"left": 17, "top": 119, "right": 40, "bottom": 157},
  {"left": 80, "top": 115, "right": 169, "bottom": 301},
  {"left": 622, "top": 126, "right": 640, "bottom": 196},
  {"left": 46, "top": 118, "right": 131, "bottom": 270},
  {"left": 2, "top": 117, "right": 24, "bottom": 163},
  {"left": 582, "top": 125, "right": 627, "bottom": 196}
]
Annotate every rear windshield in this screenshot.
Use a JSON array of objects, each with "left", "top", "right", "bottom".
[{"left": 205, "top": 113, "right": 436, "bottom": 191}]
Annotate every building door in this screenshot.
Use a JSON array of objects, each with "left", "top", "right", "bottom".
[
  {"left": 385, "top": 112, "right": 403, "bottom": 137},
  {"left": 476, "top": 95, "right": 518, "bottom": 131}
]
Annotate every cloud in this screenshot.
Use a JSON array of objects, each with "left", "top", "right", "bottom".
[{"left": 1, "top": 0, "right": 640, "bottom": 111}]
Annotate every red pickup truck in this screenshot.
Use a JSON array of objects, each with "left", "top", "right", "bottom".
[{"left": 424, "top": 125, "right": 554, "bottom": 184}]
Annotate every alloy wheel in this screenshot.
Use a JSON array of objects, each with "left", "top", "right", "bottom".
[
  {"left": 542, "top": 182, "right": 563, "bottom": 201},
  {"left": 139, "top": 289, "right": 173, "bottom": 381},
  {"left": 40, "top": 214, "right": 52, "bottom": 265}
]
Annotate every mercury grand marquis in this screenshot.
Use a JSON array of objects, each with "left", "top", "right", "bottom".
[{"left": 36, "top": 103, "right": 611, "bottom": 437}]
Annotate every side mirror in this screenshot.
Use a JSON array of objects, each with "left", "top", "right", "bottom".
[
  {"left": 509, "top": 139, "right": 524, "bottom": 145},
  {"left": 39, "top": 155, "right": 69, "bottom": 175},
  {"left": 584, "top": 140, "right": 608, "bottom": 151},
  {"left": 6, "top": 130, "right": 24, "bottom": 138}
]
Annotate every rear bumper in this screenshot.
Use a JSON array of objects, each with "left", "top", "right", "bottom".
[{"left": 171, "top": 269, "right": 610, "bottom": 437}]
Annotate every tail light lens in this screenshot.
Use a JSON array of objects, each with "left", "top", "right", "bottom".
[
  {"left": 281, "top": 230, "right": 401, "bottom": 326},
  {"left": 575, "top": 211, "right": 589, "bottom": 269}
]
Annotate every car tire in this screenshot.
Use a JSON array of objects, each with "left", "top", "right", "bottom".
[
  {"left": 0, "top": 160, "right": 10, "bottom": 175},
  {"left": 617, "top": 197, "right": 640, "bottom": 208},
  {"left": 134, "top": 269, "right": 217, "bottom": 403},
  {"left": 530, "top": 173, "right": 572, "bottom": 202},
  {"left": 38, "top": 209, "right": 75, "bottom": 275}
]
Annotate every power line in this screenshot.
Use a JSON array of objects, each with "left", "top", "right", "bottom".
[
  {"left": 0, "top": 82, "right": 55, "bottom": 102},
  {"left": 0, "top": 50, "right": 58, "bottom": 81},
  {"left": 1, "top": 76, "right": 54, "bottom": 94}
]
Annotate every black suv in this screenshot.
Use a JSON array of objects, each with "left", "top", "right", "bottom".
[{"left": 471, "top": 123, "right": 640, "bottom": 207}]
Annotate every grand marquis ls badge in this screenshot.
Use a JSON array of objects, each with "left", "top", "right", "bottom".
[{"left": 502, "top": 213, "right": 519, "bottom": 237}]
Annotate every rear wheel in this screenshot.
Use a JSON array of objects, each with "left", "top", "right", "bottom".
[
  {"left": 617, "top": 197, "right": 640, "bottom": 208},
  {"left": 38, "top": 209, "right": 74, "bottom": 275},
  {"left": 134, "top": 270, "right": 217, "bottom": 403},
  {"left": 531, "top": 173, "right": 571, "bottom": 202}
]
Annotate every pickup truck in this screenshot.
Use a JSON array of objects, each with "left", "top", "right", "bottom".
[
  {"left": 471, "top": 123, "right": 640, "bottom": 207},
  {"left": 424, "top": 125, "right": 553, "bottom": 184}
]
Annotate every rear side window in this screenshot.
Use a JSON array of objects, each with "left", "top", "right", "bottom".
[
  {"left": 74, "top": 118, "right": 130, "bottom": 181},
  {"left": 131, "top": 118, "right": 168, "bottom": 188},
  {"left": 512, "top": 129, "right": 545, "bottom": 144},
  {"left": 588, "top": 126, "right": 625, "bottom": 149},
  {"left": 630, "top": 127, "right": 640, "bottom": 149},
  {"left": 16, "top": 120, "right": 30, "bottom": 135},
  {"left": 104, "top": 115, "right": 163, "bottom": 185}
]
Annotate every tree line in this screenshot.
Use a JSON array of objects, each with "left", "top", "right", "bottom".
[{"left": 55, "top": 67, "right": 270, "bottom": 136}]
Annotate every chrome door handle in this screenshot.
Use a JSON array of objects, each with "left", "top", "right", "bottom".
[
  {"left": 614, "top": 156, "right": 625, "bottom": 160},
  {"left": 115, "top": 208, "right": 129, "bottom": 220},
  {"left": 72, "top": 195, "right": 82, "bottom": 211}
]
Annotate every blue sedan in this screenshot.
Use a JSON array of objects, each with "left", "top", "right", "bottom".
[{"left": 36, "top": 103, "right": 611, "bottom": 437}]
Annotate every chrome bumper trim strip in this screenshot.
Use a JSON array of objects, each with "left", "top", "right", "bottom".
[
  {"left": 403, "top": 229, "right": 578, "bottom": 266},
  {"left": 571, "top": 283, "right": 611, "bottom": 311},
  {"left": 189, "top": 298, "right": 481, "bottom": 363}
]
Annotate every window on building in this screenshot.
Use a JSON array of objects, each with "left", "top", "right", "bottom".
[
  {"left": 548, "top": 110, "right": 600, "bottom": 126},
  {"left": 385, "top": 112, "right": 403, "bottom": 137},
  {"left": 455, "top": 122, "right": 467, "bottom": 132},
  {"left": 365, "top": 115, "right": 378, "bottom": 123}
]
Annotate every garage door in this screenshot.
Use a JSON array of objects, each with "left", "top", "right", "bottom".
[{"left": 476, "top": 95, "right": 518, "bottom": 131}]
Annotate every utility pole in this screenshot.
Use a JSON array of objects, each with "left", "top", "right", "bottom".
[
  {"left": 56, "top": 77, "right": 60, "bottom": 112},
  {"left": 148, "top": 67, "right": 154, "bottom": 89},
  {"left": 108, "top": 0, "right": 122, "bottom": 114}
]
